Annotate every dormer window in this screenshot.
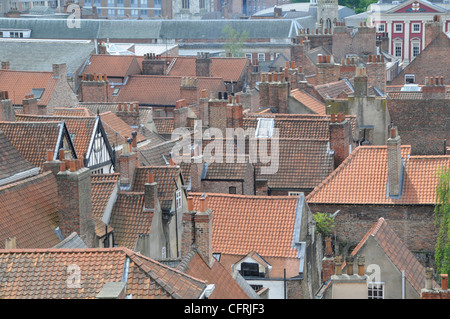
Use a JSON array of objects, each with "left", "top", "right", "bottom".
[{"left": 240, "top": 262, "right": 260, "bottom": 277}]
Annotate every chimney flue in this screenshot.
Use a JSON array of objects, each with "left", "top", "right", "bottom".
[
  {"left": 346, "top": 256, "right": 354, "bottom": 275},
  {"left": 335, "top": 255, "right": 343, "bottom": 276}
]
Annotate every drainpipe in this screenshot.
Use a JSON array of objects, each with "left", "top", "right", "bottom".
[{"left": 401, "top": 270, "right": 405, "bottom": 299}]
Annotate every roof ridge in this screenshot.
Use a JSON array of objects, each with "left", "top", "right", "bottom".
[
  {"left": 189, "top": 192, "right": 298, "bottom": 200},
  {"left": 0, "top": 170, "right": 52, "bottom": 192}
]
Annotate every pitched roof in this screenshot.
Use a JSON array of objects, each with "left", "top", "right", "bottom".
[
  {"left": 0, "top": 69, "right": 57, "bottom": 105},
  {"left": 190, "top": 193, "right": 300, "bottom": 258},
  {"left": 348, "top": 217, "right": 438, "bottom": 294},
  {"left": 306, "top": 145, "right": 450, "bottom": 204},
  {"left": 153, "top": 117, "right": 175, "bottom": 135},
  {"left": 290, "top": 88, "right": 327, "bottom": 115},
  {"left": 99, "top": 111, "right": 147, "bottom": 145},
  {"left": 177, "top": 250, "right": 250, "bottom": 299},
  {"left": 0, "top": 130, "right": 37, "bottom": 185},
  {"left": 78, "top": 102, "right": 154, "bottom": 126},
  {"left": 14, "top": 114, "right": 97, "bottom": 159},
  {"left": 161, "top": 56, "right": 248, "bottom": 82},
  {"left": 203, "top": 160, "right": 250, "bottom": 181},
  {"left": 131, "top": 166, "right": 182, "bottom": 210},
  {"left": 90, "top": 173, "right": 119, "bottom": 219},
  {"left": 53, "top": 107, "right": 91, "bottom": 117},
  {"left": 0, "top": 247, "right": 206, "bottom": 299},
  {"left": 109, "top": 192, "right": 152, "bottom": 250},
  {"left": 0, "top": 171, "right": 61, "bottom": 249},
  {"left": 0, "top": 121, "right": 70, "bottom": 168},
  {"left": 112, "top": 75, "right": 226, "bottom": 106},
  {"left": 315, "top": 79, "right": 354, "bottom": 100},
  {"left": 83, "top": 54, "right": 141, "bottom": 79}
]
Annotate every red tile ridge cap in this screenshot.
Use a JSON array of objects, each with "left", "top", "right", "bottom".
[{"left": 189, "top": 192, "right": 299, "bottom": 200}]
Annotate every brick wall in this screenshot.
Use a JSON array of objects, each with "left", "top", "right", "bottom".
[
  {"left": 80, "top": 74, "right": 109, "bottom": 103},
  {"left": 308, "top": 204, "right": 438, "bottom": 254},
  {"left": 315, "top": 55, "right": 340, "bottom": 86},
  {"left": 332, "top": 26, "right": 376, "bottom": 62},
  {"left": 387, "top": 98, "right": 449, "bottom": 155},
  {"left": 142, "top": 53, "right": 166, "bottom": 75},
  {"left": 195, "top": 53, "right": 212, "bottom": 77}
]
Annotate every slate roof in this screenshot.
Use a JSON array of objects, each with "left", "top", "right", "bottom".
[
  {"left": 0, "top": 247, "right": 207, "bottom": 299},
  {"left": 0, "top": 130, "right": 37, "bottom": 185},
  {"left": 52, "top": 232, "right": 88, "bottom": 249},
  {"left": 0, "top": 39, "right": 94, "bottom": 76},
  {"left": 190, "top": 193, "right": 300, "bottom": 258},
  {"left": 290, "top": 88, "right": 327, "bottom": 115},
  {"left": 0, "top": 171, "right": 61, "bottom": 249},
  {"left": 347, "top": 217, "right": 439, "bottom": 294},
  {"left": 112, "top": 75, "right": 226, "bottom": 106},
  {"left": 0, "top": 18, "right": 300, "bottom": 40},
  {"left": 0, "top": 69, "right": 57, "bottom": 106},
  {"left": 0, "top": 121, "right": 69, "bottom": 168},
  {"left": 306, "top": 145, "right": 450, "bottom": 204}
]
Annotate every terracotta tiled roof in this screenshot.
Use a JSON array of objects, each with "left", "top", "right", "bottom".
[
  {"left": 83, "top": 54, "right": 141, "bottom": 79},
  {"left": 0, "top": 171, "right": 60, "bottom": 249},
  {"left": 78, "top": 102, "right": 154, "bottom": 126},
  {"left": 163, "top": 56, "right": 248, "bottom": 82},
  {"left": 0, "top": 69, "right": 57, "bottom": 105},
  {"left": 113, "top": 75, "right": 226, "bottom": 106},
  {"left": 315, "top": 79, "right": 354, "bottom": 100},
  {"left": 253, "top": 138, "right": 334, "bottom": 190},
  {"left": 0, "top": 130, "right": 36, "bottom": 183},
  {"left": 203, "top": 160, "right": 250, "bottom": 181},
  {"left": 0, "top": 121, "right": 65, "bottom": 168},
  {"left": 348, "top": 217, "right": 439, "bottom": 294},
  {"left": 90, "top": 173, "right": 119, "bottom": 236},
  {"left": 99, "top": 111, "right": 146, "bottom": 146},
  {"left": 290, "top": 88, "right": 327, "bottom": 115},
  {"left": 306, "top": 145, "right": 450, "bottom": 205},
  {"left": 53, "top": 107, "right": 91, "bottom": 117},
  {"left": 0, "top": 247, "right": 206, "bottom": 299},
  {"left": 178, "top": 250, "right": 250, "bottom": 299},
  {"left": 190, "top": 193, "right": 300, "bottom": 258},
  {"left": 109, "top": 192, "right": 152, "bottom": 250},
  {"left": 131, "top": 166, "right": 182, "bottom": 210},
  {"left": 153, "top": 117, "right": 175, "bottom": 135},
  {"left": 15, "top": 114, "right": 96, "bottom": 159}
]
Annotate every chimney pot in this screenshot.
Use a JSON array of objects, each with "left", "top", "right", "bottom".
[
  {"left": 148, "top": 172, "right": 154, "bottom": 184},
  {"left": 357, "top": 255, "right": 365, "bottom": 276},
  {"left": 441, "top": 274, "right": 448, "bottom": 290},
  {"left": 187, "top": 196, "right": 194, "bottom": 211},
  {"left": 346, "top": 256, "right": 354, "bottom": 275},
  {"left": 47, "top": 150, "right": 54, "bottom": 162},
  {"left": 335, "top": 255, "right": 343, "bottom": 276},
  {"left": 69, "top": 160, "right": 76, "bottom": 172},
  {"left": 200, "top": 194, "right": 208, "bottom": 212}
]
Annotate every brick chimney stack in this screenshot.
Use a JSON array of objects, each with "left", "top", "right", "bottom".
[
  {"left": 52, "top": 63, "right": 67, "bottom": 79},
  {"left": 421, "top": 268, "right": 450, "bottom": 299},
  {"left": 422, "top": 76, "right": 446, "bottom": 99},
  {"left": 173, "top": 99, "right": 189, "bottom": 129},
  {"left": 56, "top": 158, "right": 96, "bottom": 247},
  {"left": 387, "top": 127, "right": 402, "bottom": 197},
  {"left": 180, "top": 77, "right": 199, "bottom": 106},
  {"left": 316, "top": 55, "right": 340, "bottom": 86},
  {"left": 118, "top": 136, "right": 138, "bottom": 190},
  {"left": 181, "top": 196, "right": 197, "bottom": 258},
  {"left": 258, "top": 72, "right": 289, "bottom": 113},
  {"left": 80, "top": 73, "right": 109, "bottom": 102},
  {"left": 142, "top": 53, "right": 166, "bottom": 75},
  {"left": 425, "top": 15, "right": 443, "bottom": 48},
  {"left": 144, "top": 172, "right": 159, "bottom": 211},
  {"left": 246, "top": 59, "right": 261, "bottom": 89},
  {"left": 322, "top": 237, "right": 335, "bottom": 283},
  {"left": 196, "top": 52, "right": 212, "bottom": 77},
  {"left": 195, "top": 194, "right": 214, "bottom": 267},
  {"left": 329, "top": 112, "right": 350, "bottom": 169},
  {"left": 0, "top": 90, "right": 14, "bottom": 122},
  {"left": 22, "top": 95, "right": 40, "bottom": 115},
  {"left": 366, "top": 55, "right": 386, "bottom": 95},
  {"left": 353, "top": 67, "right": 368, "bottom": 97}
]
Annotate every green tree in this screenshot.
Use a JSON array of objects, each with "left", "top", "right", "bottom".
[
  {"left": 313, "top": 212, "right": 335, "bottom": 237},
  {"left": 435, "top": 166, "right": 450, "bottom": 275},
  {"left": 221, "top": 25, "right": 249, "bottom": 58}
]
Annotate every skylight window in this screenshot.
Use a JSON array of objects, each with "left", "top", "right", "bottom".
[
  {"left": 255, "top": 118, "right": 274, "bottom": 138},
  {"left": 30, "top": 88, "right": 45, "bottom": 99}
]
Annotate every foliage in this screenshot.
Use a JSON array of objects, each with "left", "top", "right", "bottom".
[
  {"left": 290, "top": 0, "right": 378, "bottom": 14},
  {"left": 313, "top": 212, "right": 335, "bottom": 237},
  {"left": 221, "top": 25, "right": 249, "bottom": 58},
  {"left": 434, "top": 167, "right": 450, "bottom": 276}
]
